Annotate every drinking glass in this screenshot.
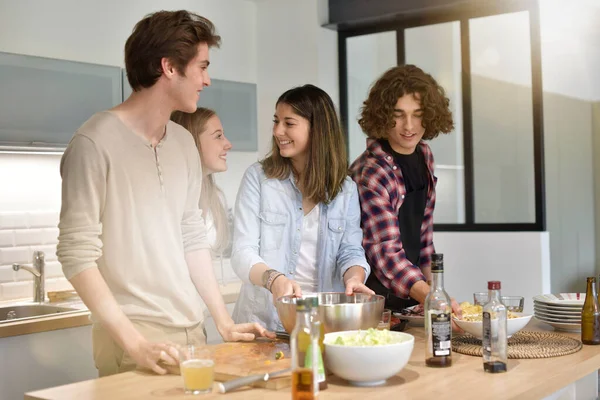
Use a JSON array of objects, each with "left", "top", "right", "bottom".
[
  {"left": 378, "top": 309, "right": 392, "bottom": 330},
  {"left": 473, "top": 292, "right": 489, "bottom": 306},
  {"left": 501, "top": 296, "right": 524, "bottom": 312},
  {"left": 180, "top": 345, "right": 215, "bottom": 395}
]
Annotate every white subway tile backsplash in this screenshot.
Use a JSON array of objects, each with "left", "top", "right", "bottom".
[
  {"left": 45, "top": 278, "right": 73, "bottom": 293},
  {"left": 27, "top": 211, "right": 60, "bottom": 228},
  {"left": 14, "top": 228, "right": 58, "bottom": 246},
  {"left": 0, "top": 246, "right": 30, "bottom": 265},
  {"left": 41, "top": 228, "right": 59, "bottom": 244},
  {"left": 0, "top": 211, "right": 64, "bottom": 301},
  {"left": 14, "top": 266, "right": 34, "bottom": 281},
  {"left": 15, "top": 229, "right": 44, "bottom": 246},
  {"left": 33, "top": 244, "right": 58, "bottom": 262},
  {"left": 0, "top": 230, "right": 14, "bottom": 247},
  {"left": 0, "top": 265, "right": 15, "bottom": 282},
  {"left": 0, "top": 281, "right": 33, "bottom": 300},
  {"left": 45, "top": 261, "right": 64, "bottom": 279},
  {"left": 0, "top": 212, "right": 28, "bottom": 229}
]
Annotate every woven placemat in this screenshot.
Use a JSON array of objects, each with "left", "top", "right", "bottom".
[{"left": 452, "top": 331, "right": 582, "bottom": 359}]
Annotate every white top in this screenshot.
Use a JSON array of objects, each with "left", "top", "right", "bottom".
[
  {"left": 57, "top": 111, "right": 210, "bottom": 328},
  {"left": 294, "top": 205, "right": 320, "bottom": 292}
]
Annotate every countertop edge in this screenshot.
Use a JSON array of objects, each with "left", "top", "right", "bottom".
[
  {"left": 0, "top": 310, "right": 92, "bottom": 338},
  {"left": 0, "top": 282, "right": 242, "bottom": 339}
]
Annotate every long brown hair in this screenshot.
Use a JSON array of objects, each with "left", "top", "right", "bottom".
[
  {"left": 262, "top": 84, "right": 348, "bottom": 204},
  {"left": 359, "top": 64, "right": 454, "bottom": 140},
  {"left": 125, "top": 10, "right": 221, "bottom": 91},
  {"left": 171, "top": 108, "right": 230, "bottom": 256}
]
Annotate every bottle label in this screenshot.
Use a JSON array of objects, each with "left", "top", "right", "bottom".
[
  {"left": 304, "top": 343, "right": 326, "bottom": 383},
  {"left": 482, "top": 311, "right": 492, "bottom": 357},
  {"left": 430, "top": 312, "right": 451, "bottom": 356}
]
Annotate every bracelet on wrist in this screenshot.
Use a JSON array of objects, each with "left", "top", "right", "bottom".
[
  {"left": 262, "top": 269, "right": 283, "bottom": 292},
  {"left": 268, "top": 273, "right": 285, "bottom": 293}
]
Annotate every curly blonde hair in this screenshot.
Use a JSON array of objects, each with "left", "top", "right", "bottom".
[{"left": 358, "top": 65, "right": 454, "bottom": 140}]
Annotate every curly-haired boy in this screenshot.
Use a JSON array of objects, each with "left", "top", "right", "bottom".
[{"left": 350, "top": 64, "right": 462, "bottom": 317}]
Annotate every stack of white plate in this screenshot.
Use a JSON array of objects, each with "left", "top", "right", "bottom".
[{"left": 533, "top": 293, "right": 584, "bottom": 332}]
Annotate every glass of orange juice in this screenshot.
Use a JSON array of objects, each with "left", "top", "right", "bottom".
[{"left": 180, "top": 345, "right": 214, "bottom": 395}]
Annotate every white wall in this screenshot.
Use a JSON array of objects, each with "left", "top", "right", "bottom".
[
  {"left": 435, "top": 232, "right": 551, "bottom": 314},
  {"left": 0, "top": 0, "right": 258, "bottom": 83},
  {"left": 255, "top": 0, "right": 338, "bottom": 157}
]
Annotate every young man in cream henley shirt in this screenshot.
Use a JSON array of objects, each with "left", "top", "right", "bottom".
[{"left": 57, "top": 11, "right": 274, "bottom": 377}]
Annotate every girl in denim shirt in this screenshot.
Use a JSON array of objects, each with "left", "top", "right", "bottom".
[{"left": 231, "top": 84, "right": 374, "bottom": 331}]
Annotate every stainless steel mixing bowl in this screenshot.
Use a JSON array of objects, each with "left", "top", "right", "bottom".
[{"left": 275, "top": 292, "right": 385, "bottom": 334}]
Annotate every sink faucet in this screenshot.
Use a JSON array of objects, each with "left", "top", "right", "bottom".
[{"left": 13, "top": 251, "right": 45, "bottom": 303}]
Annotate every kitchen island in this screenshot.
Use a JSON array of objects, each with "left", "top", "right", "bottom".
[{"left": 25, "top": 321, "right": 599, "bottom": 400}]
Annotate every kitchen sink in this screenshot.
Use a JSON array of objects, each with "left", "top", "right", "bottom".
[{"left": 0, "top": 304, "right": 80, "bottom": 323}]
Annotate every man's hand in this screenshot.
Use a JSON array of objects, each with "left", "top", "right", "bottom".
[
  {"left": 218, "top": 321, "right": 276, "bottom": 342},
  {"left": 270, "top": 275, "right": 302, "bottom": 304},
  {"left": 344, "top": 275, "right": 375, "bottom": 296},
  {"left": 127, "top": 339, "right": 179, "bottom": 375}
]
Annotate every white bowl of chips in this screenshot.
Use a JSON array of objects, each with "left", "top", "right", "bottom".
[{"left": 452, "top": 302, "right": 532, "bottom": 339}]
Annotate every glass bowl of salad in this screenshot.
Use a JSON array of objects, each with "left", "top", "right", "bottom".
[{"left": 323, "top": 329, "right": 415, "bottom": 386}]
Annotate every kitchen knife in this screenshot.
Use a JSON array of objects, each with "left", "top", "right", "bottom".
[{"left": 217, "top": 368, "right": 292, "bottom": 393}]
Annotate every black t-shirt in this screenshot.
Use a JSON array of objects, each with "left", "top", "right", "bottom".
[{"left": 379, "top": 140, "right": 428, "bottom": 193}]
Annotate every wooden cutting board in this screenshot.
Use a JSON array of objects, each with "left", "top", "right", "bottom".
[{"left": 211, "top": 339, "right": 292, "bottom": 390}]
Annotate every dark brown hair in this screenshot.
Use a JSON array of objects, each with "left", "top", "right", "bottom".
[
  {"left": 359, "top": 64, "right": 454, "bottom": 140},
  {"left": 171, "top": 108, "right": 229, "bottom": 256},
  {"left": 262, "top": 85, "right": 348, "bottom": 205},
  {"left": 125, "top": 10, "right": 221, "bottom": 91}
]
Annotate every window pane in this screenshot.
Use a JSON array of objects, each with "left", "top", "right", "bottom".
[
  {"left": 346, "top": 31, "right": 397, "bottom": 163},
  {"left": 405, "top": 21, "right": 465, "bottom": 223},
  {"left": 470, "top": 11, "right": 536, "bottom": 223}
]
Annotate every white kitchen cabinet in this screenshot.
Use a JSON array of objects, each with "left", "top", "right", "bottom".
[
  {"left": 0, "top": 325, "right": 96, "bottom": 400},
  {"left": 0, "top": 51, "right": 122, "bottom": 150}
]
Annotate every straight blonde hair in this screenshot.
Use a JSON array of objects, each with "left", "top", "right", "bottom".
[
  {"left": 262, "top": 84, "right": 348, "bottom": 204},
  {"left": 171, "top": 108, "right": 230, "bottom": 256}
]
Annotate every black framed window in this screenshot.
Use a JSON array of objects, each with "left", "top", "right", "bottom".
[{"left": 339, "top": 1, "right": 545, "bottom": 231}]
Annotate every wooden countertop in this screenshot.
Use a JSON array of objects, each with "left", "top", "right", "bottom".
[
  {"left": 25, "top": 321, "right": 600, "bottom": 400},
  {"left": 0, "top": 282, "right": 242, "bottom": 339}
]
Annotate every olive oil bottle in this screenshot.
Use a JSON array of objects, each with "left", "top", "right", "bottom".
[{"left": 291, "top": 299, "right": 320, "bottom": 399}]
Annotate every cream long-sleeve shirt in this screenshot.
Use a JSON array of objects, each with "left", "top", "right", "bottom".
[{"left": 57, "top": 111, "right": 210, "bottom": 327}]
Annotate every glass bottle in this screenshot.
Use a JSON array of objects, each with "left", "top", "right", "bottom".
[
  {"left": 482, "top": 281, "right": 507, "bottom": 373},
  {"left": 306, "top": 296, "right": 327, "bottom": 390},
  {"left": 581, "top": 277, "right": 600, "bottom": 345},
  {"left": 291, "top": 299, "right": 319, "bottom": 399},
  {"left": 424, "top": 253, "right": 452, "bottom": 367}
]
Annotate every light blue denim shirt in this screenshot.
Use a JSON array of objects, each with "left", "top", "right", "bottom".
[{"left": 231, "top": 162, "right": 371, "bottom": 332}]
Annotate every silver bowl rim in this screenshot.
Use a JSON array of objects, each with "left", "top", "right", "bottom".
[{"left": 275, "top": 292, "right": 385, "bottom": 306}]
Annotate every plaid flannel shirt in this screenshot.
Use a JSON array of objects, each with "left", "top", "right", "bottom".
[{"left": 350, "top": 139, "right": 437, "bottom": 299}]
